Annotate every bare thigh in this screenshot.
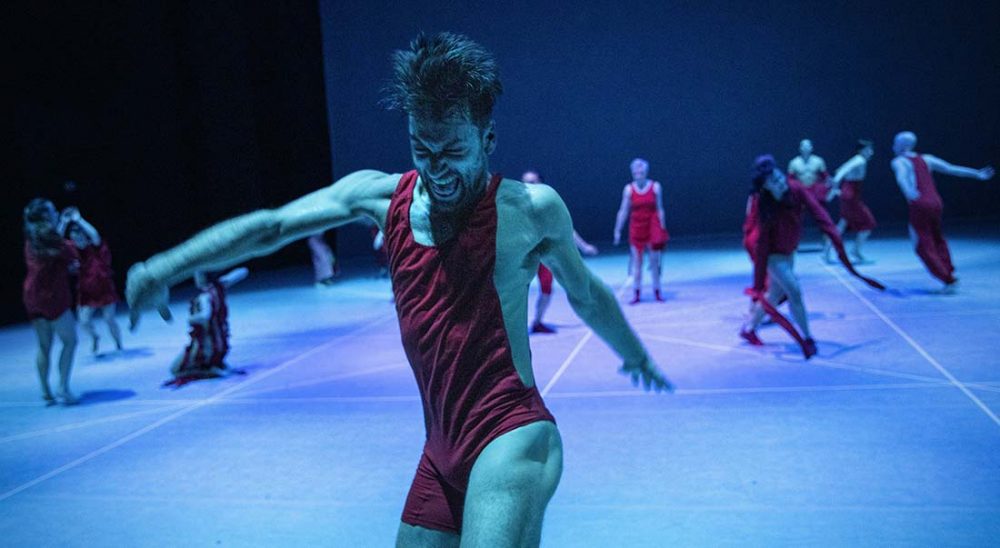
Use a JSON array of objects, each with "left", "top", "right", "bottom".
[
  {"left": 460, "top": 421, "right": 563, "bottom": 547},
  {"left": 396, "top": 522, "right": 460, "bottom": 548}
]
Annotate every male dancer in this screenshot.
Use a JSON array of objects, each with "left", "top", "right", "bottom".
[
  {"left": 521, "top": 170, "right": 598, "bottom": 333},
  {"left": 824, "top": 140, "right": 877, "bottom": 263},
  {"left": 891, "top": 131, "right": 994, "bottom": 292},
  {"left": 613, "top": 158, "right": 669, "bottom": 304},
  {"left": 127, "top": 33, "right": 671, "bottom": 546},
  {"left": 787, "top": 139, "right": 830, "bottom": 203},
  {"left": 740, "top": 155, "right": 883, "bottom": 359}
]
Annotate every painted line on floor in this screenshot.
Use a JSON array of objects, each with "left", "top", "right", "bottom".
[
  {"left": 235, "top": 361, "right": 409, "bottom": 398},
  {"left": 0, "top": 404, "right": 187, "bottom": 444},
  {"left": 639, "top": 332, "right": 953, "bottom": 386},
  {"left": 0, "top": 313, "right": 395, "bottom": 503},
  {"left": 540, "top": 278, "right": 632, "bottom": 397},
  {"left": 547, "top": 382, "right": 961, "bottom": 399},
  {"left": 824, "top": 265, "right": 1000, "bottom": 427}
]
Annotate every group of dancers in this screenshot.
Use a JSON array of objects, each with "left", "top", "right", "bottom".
[
  {"left": 19, "top": 31, "right": 995, "bottom": 547},
  {"left": 737, "top": 134, "right": 993, "bottom": 358}
]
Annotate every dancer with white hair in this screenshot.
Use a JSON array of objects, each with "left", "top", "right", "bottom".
[
  {"left": 614, "top": 158, "right": 669, "bottom": 304},
  {"left": 891, "top": 131, "right": 994, "bottom": 292}
]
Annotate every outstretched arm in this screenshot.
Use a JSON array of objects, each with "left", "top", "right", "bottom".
[
  {"left": 127, "top": 170, "right": 398, "bottom": 327},
  {"left": 923, "top": 155, "right": 995, "bottom": 180},
  {"left": 572, "top": 230, "right": 598, "bottom": 256},
  {"left": 218, "top": 267, "right": 249, "bottom": 289},
  {"left": 536, "top": 186, "right": 672, "bottom": 392},
  {"left": 613, "top": 185, "right": 630, "bottom": 245}
]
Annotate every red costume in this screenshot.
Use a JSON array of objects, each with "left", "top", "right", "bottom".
[
  {"left": 906, "top": 156, "right": 955, "bottom": 284},
  {"left": 628, "top": 182, "right": 668, "bottom": 250},
  {"left": 76, "top": 241, "right": 119, "bottom": 308},
  {"left": 788, "top": 171, "right": 830, "bottom": 204},
  {"left": 749, "top": 181, "right": 884, "bottom": 354},
  {"left": 385, "top": 171, "right": 555, "bottom": 533},
  {"left": 839, "top": 180, "right": 877, "bottom": 232},
  {"left": 175, "top": 281, "right": 230, "bottom": 375},
  {"left": 22, "top": 240, "right": 78, "bottom": 321}
]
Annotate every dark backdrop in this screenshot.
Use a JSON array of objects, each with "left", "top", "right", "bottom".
[
  {"left": 321, "top": 0, "right": 1000, "bottom": 237},
  {"left": 6, "top": 1, "right": 1000, "bottom": 325},
  {"left": 7, "top": 1, "right": 331, "bottom": 324}
]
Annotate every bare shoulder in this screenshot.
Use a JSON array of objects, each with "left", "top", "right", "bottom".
[
  {"left": 497, "top": 178, "right": 569, "bottom": 230},
  {"left": 332, "top": 170, "right": 400, "bottom": 199}
]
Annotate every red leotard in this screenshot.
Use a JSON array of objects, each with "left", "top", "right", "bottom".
[
  {"left": 906, "top": 155, "right": 955, "bottom": 284},
  {"left": 23, "top": 240, "right": 78, "bottom": 321},
  {"left": 384, "top": 171, "right": 555, "bottom": 533},
  {"left": 76, "top": 241, "right": 119, "bottom": 308},
  {"left": 628, "top": 182, "right": 668, "bottom": 250}
]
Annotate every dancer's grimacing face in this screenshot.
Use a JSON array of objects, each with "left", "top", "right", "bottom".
[{"left": 409, "top": 114, "right": 495, "bottom": 214}]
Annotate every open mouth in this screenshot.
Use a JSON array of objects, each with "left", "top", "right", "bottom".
[{"left": 429, "top": 179, "right": 459, "bottom": 200}]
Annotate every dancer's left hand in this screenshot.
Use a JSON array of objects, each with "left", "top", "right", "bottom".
[{"left": 620, "top": 355, "right": 674, "bottom": 393}]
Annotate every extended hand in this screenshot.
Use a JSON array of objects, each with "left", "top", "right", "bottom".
[
  {"left": 620, "top": 355, "right": 674, "bottom": 393},
  {"left": 979, "top": 166, "right": 995, "bottom": 180},
  {"left": 613, "top": 232, "right": 621, "bottom": 246},
  {"left": 825, "top": 188, "right": 840, "bottom": 202},
  {"left": 581, "top": 243, "right": 599, "bottom": 256},
  {"left": 126, "top": 262, "right": 173, "bottom": 330}
]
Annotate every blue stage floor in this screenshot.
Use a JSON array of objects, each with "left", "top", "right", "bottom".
[{"left": 1, "top": 231, "right": 999, "bottom": 546}]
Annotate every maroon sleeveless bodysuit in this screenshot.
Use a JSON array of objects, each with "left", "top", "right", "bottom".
[
  {"left": 384, "top": 171, "right": 555, "bottom": 533},
  {"left": 906, "top": 155, "right": 955, "bottom": 284}
]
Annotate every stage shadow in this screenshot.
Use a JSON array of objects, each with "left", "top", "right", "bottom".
[
  {"left": 884, "top": 287, "right": 953, "bottom": 298},
  {"left": 77, "top": 389, "right": 137, "bottom": 405}
]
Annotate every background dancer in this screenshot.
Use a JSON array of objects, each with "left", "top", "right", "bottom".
[
  {"left": 166, "top": 267, "right": 248, "bottom": 387},
  {"left": 128, "top": 33, "right": 671, "bottom": 546},
  {"left": 613, "top": 158, "right": 669, "bottom": 304},
  {"left": 787, "top": 139, "right": 830, "bottom": 204},
  {"left": 522, "top": 170, "right": 598, "bottom": 333},
  {"left": 740, "top": 156, "right": 884, "bottom": 359},
  {"left": 891, "top": 131, "right": 994, "bottom": 292},
  {"left": 825, "top": 140, "right": 877, "bottom": 263},
  {"left": 307, "top": 230, "right": 340, "bottom": 286},
  {"left": 63, "top": 207, "right": 123, "bottom": 353},
  {"left": 22, "top": 199, "right": 80, "bottom": 405}
]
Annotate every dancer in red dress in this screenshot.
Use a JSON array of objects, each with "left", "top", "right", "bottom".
[
  {"left": 825, "top": 140, "right": 877, "bottom": 263},
  {"left": 62, "top": 207, "right": 123, "bottom": 353},
  {"left": 22, "top": 199, "right": 80, "bottom": 405},
  {"left": 128, "top": 33, "right": 670, "bottom": 546},
  {"left": 613, "top": 158, "right": 669, "bottom": 304},
  {"left": 166, "top": 267, "right": 248, "bottom": 386},
  {"left": 740, "top": 156, "right": 884, "bottom": 359},
  {"left": 522, "top": 170, "right": 598, "bottom": 334},
  {"left": 891, "top": 132, "right": 994, "bottom": 292}
]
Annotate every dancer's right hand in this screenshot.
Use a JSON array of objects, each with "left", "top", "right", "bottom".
[
  {"left": 126, "top": 262, "right": 173, "bottom": 330},
  {"left": 613, "top": 231, "right": 621, "bottom": 246}
]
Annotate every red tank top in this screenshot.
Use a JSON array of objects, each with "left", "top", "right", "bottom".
[
  {"left": 77, "top": 241, "right": 119, "bottom": 307},
  {"left": 907, "top": 155, "right": 943, "bottom": 210},
  {"left": 629, "top": 182, "right": 657, "bottom": 235},
  {"left": 383, "top": 171, "right": 554, "bottom": 478},
  {"left": 23, "top": 240, "right": 78, "bottom": 320}
]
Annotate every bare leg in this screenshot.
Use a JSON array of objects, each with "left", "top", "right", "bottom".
[
  {"left": 395, "top": 523, "right": 460, "bottom": 548},
  {"left": 649, "top": 249, "right": 663, "bottom": 299},
  {"left": 460, "top": 421, "right": 563, "bottom": 547},
  {"left": 824, "top": 220, "right": 846, "bottom": 263},
  {"left": 32, "top": 318, "right": 55, "bottom": 403},
  {"left": 767, "top": 255, "right": 811, "bottom": 339},
  {"left": 307, "top": 233, "right": 335, "bottom": 283},
  {"left": 78, "top": 306, "right": 98, "bottom": 353},
  {"left": 746, "top": 277, "right": 787, "bottom": 331},
  {"left": 51, "top": 310, "right": 78, "bottom": 404},
  {"left": 853, "top": 230, "right": 871, "bottom": 262},
  {"left": 629, "top": 245, "right": 643, "bottom": 304},
  {"left": 101, "top": 303, "right": 123, "bottom": 350}
]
